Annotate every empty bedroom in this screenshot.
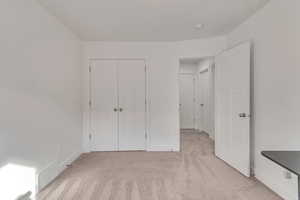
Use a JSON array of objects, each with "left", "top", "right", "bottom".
[{"left": 1, "top": 0, "right": 300, "bottom": 199}]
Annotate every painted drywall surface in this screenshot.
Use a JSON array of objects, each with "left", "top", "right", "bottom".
[
  {"left": 37, "top": 0, "right": 269, "bottom": 41},
  {"left": 82, "top": 37, "right": 226, "bottom": 152},
  {"left": 0, "top": 0, "right": 82, "bottom": 192},
  {"left": 227, "top": 0, "right": 300, "bottom": 199},
  {"left": 179, "top": 62, "right": 198, "bottom": 74},
  {"left": 176, "top": 38, "right": 227, "bottom": 59}
]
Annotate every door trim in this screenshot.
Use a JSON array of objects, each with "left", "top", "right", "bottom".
[{"left": 88, "top": 58, "right": 149, "bottom": 152}]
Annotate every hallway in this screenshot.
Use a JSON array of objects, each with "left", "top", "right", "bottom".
[{"left": 37, "top": 131, "right": 281, "bottom": 200}]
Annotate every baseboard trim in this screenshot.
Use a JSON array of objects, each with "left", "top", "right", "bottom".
[
  {"left": 37, "top": 150, "right": 82, "bottom": 191},
  {"left": 255, "top": 169, "right": 297, "bottom": 200},
  {"left": 147, "top": 145, "right": 180, "bottom": 152}
]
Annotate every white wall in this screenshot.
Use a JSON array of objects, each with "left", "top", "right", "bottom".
[
  {"left": 82, "top": 37, "right": 226, "bottom": 152},
  {"left": 227, "top": 0, "right": 300, "bottom": 199},
  {"left": 0, "top": 0, "right": 82, "bottom": 192},
  {"left": 179, "top": 62, "right": 198, "bottom": 74}
]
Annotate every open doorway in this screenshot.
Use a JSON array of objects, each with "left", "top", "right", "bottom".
[{"left": 179, "top": 57, "right": 215, "bottom": 139}]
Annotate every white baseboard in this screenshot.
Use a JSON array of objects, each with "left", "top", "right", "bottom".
[
  {"left": 148, "top": 145, "right": 180, "bottom": 152},
  {"left": 255, "top": 160, "right": 298, "bottom": 200},
  {"left": 60, "top": 151, "right": 82, "bottom": 169},
  {"left": 37, "top": 150, "right": 82, "bottom": 191}
]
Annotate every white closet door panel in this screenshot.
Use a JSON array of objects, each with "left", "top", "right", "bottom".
[
  {"left": 179, "top": 75, "right": 195, "bottom": 129},
  {"left": 91, "top": 60, "right": 118, "bottom": 151},
  {"left": 118, "top": 60, "right": 146, "bottom": 151}
]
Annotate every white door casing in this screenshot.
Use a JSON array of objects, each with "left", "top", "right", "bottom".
[
  {"left": 118, "top": 60, "right": 146, "bottom": 151},
  {"left": 90, "top": 60, "right": 118, "bottom": 151},
  {"left": 215, "top": 42, "right": 251, "bottom": 177},
  {"left": 179, "top": 74, "right": 195, "bottom": 129}
]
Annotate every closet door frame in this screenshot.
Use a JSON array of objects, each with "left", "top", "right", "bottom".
[{"left": 88, "top": 58, "right": 149, "bottom": 152}]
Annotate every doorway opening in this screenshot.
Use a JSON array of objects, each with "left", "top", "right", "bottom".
[
  {"left": 179, "top": 57, "right": 215, "bottom": 139},
  {"left": 179, "top": 42, "right": 251, "bottom": 177}
]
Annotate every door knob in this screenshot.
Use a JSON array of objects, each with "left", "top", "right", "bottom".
[
  {"left": 114, "top": 108, "right": 118, "bottom": 112},
  {"left": 119, "top": 108, "right": 123, "bottom": 112},
  {"left": 200, "top": 104, "right": 204, "bottom": 107},
  {"left": 239, "top": 113, "right": 250, "bottom": 118}
]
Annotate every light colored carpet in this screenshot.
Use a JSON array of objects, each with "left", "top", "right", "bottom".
[{"left": 37, "top": 131, "right": 282, "bottom": 200}]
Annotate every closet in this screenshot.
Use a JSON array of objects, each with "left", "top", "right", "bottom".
[{"left": 90, "top": 59, "right": 146, "bottom": 151}]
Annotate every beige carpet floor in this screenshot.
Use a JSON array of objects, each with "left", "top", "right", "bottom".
[{"left": 37, "top": 131, "right": 282, "bottom": 200}]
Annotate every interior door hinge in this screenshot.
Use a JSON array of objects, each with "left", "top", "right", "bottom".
[
  {"left": 89, "top": 66, "right": 91, "bottom": 73},
  {"left": 145, "top": 132, "right": 147, "bottom": 139},
  {"left": 89, "top": 100, "right": 92, "bottom": 107},
  {"left": 89, "top": 134, "right": 92, "bottom": 140}
]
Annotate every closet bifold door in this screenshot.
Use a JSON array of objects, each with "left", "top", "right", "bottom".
[
  {"left": 117, "top": 60, "right": 146, "bottom": 151},
  {"left": 90, "top": 60, "right": 118, "bottom": 151}
]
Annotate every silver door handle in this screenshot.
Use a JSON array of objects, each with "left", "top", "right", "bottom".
[{"left": 239, "top": 113, "right": 250, "bottom": 118}]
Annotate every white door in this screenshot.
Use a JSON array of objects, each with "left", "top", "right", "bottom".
[
  {"left": 91, "top": 60, "right": 118, "bottom": 151},
  {"left": 118, "top": 60, "right": 146, "bottom": 151},
  {"left": 198, "top": 69, "right": 210, "bottom": 133},
  {"left": 179, "top": 74, "right": 195, "bottom": 129},
  {"left": 215, "top": 42, "right": 251, "bottom": 177}
]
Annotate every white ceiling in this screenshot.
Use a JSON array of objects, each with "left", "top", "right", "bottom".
[{"left": 38, "top": 0, "right": 269, "bottom": 41}]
